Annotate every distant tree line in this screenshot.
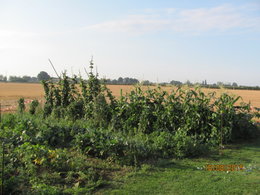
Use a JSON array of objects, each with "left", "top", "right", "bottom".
[
  {"left": 0, "top": 71, "right": 51, "bottom": 83},
  {"left": 0, "top": 72, "right": 259, "bottom": 90},
  {"left": 103, "top": 77, "right": 139, "bottom": 85},
  {"left": 8, "top": 76, "right": 38, "bottom": 83},
  {"left": 0, "top": 75, "right": 7, "bottom": 82}
]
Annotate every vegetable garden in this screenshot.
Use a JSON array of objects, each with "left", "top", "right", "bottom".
[{"left": 0, "top": 60, "right": 259, "bottom": 194}]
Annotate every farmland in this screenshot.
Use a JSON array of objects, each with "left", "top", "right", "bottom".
[{"left": 1, "top": 82, "right": 260, "bottom": 112}]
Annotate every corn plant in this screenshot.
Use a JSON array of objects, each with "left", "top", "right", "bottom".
[{"left": 39, "top": 58, "right": 258, "bottom": 147}]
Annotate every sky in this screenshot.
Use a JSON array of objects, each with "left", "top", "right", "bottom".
[{"left": 0, "top": 0, "right": 260, "bottom": 86}]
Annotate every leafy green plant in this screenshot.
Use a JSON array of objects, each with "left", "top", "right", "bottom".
[
  {"left": 29, "top": 100, "right": 39, "bottom": 115},
  {"left": 18, "top": 98, "right": 25, "bottom": 113}
]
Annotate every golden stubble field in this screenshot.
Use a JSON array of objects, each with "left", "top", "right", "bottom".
[{"left": 0, "top": 83, "right": 260, "bottom": 112}]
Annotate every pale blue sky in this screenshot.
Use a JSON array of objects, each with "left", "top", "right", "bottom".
[{"left": 0, "top": 0, "right": 260, "bottom": 85}]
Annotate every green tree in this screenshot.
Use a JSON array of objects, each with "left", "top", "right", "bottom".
[
  {"left": 232, "top": 82, "right": 238, "bottom": 87},
  {"left": 170, "top": 80, "right": 182, "bottom": 86},
  {"left": 37, "top": 71, "right": 51, "bottom": 81},
  {"left": 0, "top": 75, "right": 7, "bottom": 82}
]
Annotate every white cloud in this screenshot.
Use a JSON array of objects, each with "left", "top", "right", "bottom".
[
  {"left": 87, "top": 4, "right": 260, "bottom": 35},
  {"left": 173, "top": 4, "right": 260, "bottom": 33},
  {"left": 87, "top": 15, "right": 170, "bottom": 34}
]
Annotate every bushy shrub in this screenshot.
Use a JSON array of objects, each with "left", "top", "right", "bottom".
[
  {"left": 232, "top": 112, "right": 258, "bottom": 140},
  {"left": 51, "top": 106, "right": 65, "bottom": 119},
  {"left": 29, "top": 100, "right": 39, "bottom": 115},
  {"left": 43, "top": 103, "right": 52, "bottom": 118},
  {"left": 149, "top": 131, "right": 175, "bottom": 158},
  {"left": 66, "top": 100, "right": 84, "bottom": 120},
  {"left": 18, "top": 98, "right": 25, "bottom": 113}
]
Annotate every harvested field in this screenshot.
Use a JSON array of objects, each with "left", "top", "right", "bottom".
[
  {"left": 109, "top": 85, "right": 260, "bottom": 108},
  {"left": 0, "top": 83, "right": 45, "bottom": 112},
  {"left": 0, "top": 82, "right": 260, "bottom": 112}
]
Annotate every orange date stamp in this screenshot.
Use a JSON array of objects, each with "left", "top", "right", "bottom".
[{"left": 206, "top": 164, "right": 244, "bottom": 171}]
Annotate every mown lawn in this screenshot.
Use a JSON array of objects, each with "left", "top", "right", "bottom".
[{"left": 98, "top": 137, "right": 260, "bottom": 195}]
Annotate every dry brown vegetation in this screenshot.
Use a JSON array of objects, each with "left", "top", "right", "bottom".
[
  {"left": 0, "top": 83, "right": 45, "bottom": 111},
  {"left": 0, "top": 82, "right": 260, "bottom": 112}
]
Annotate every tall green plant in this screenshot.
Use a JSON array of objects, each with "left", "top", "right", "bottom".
[
  {"left": 18, "top": 98, "right": 25, "bottom": 114},
  {"left": 39, "top": 58, "right": 258, "bottom": 147},
  {"left": 29, "top": 100, "right": 39, "bottom": 115}
]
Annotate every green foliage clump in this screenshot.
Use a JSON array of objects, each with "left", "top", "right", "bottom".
[
  {"left": 17, "top": 98, "right": 25, "bottom": 113},
  {"left": 38, "top": 58, "right": 258, "bottom": 156},
  {"left": 29, "top": 100, "right": 39, "bottom": 115}
]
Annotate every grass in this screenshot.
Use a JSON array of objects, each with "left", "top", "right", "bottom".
[{"left": 99, "top": 137, "right": 260, "bottom": 195}]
